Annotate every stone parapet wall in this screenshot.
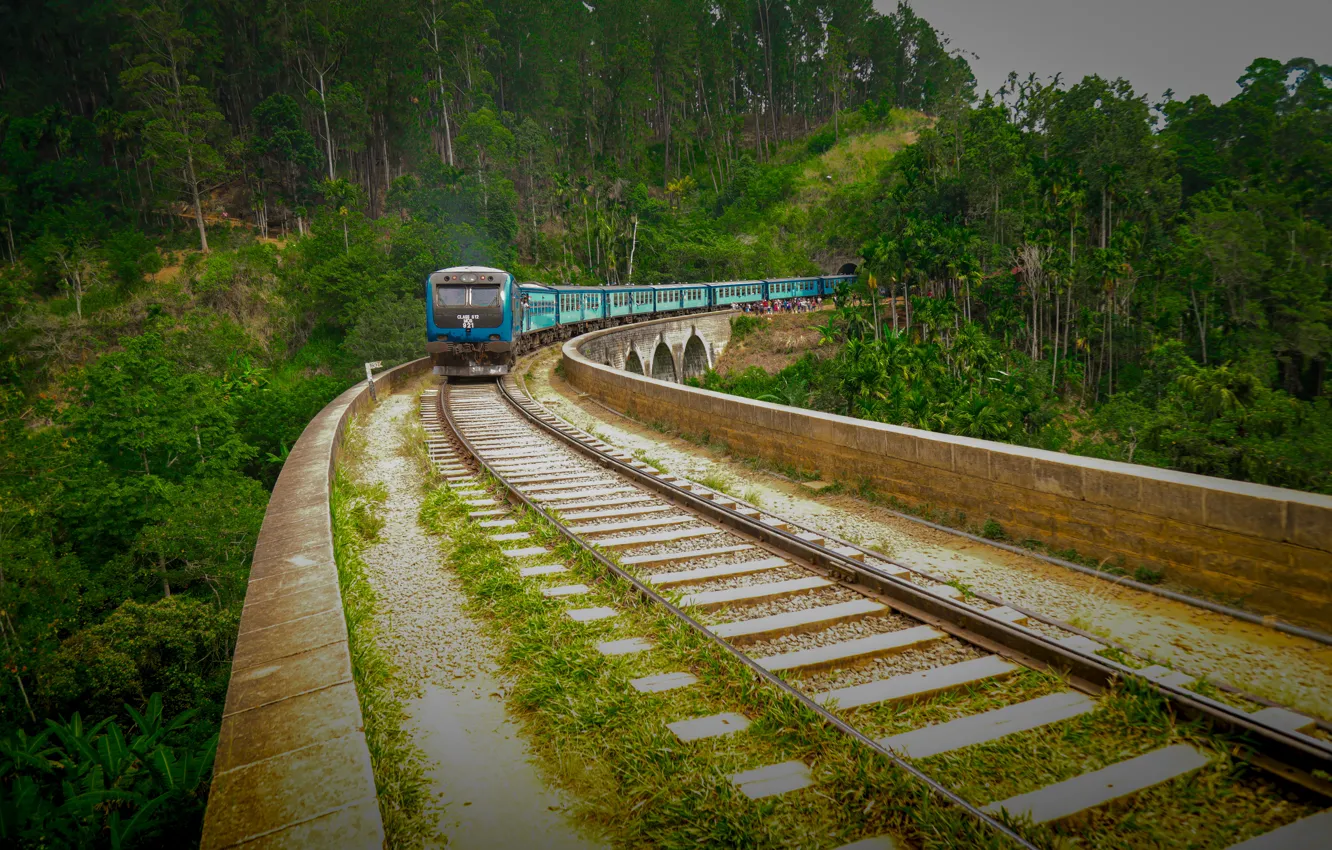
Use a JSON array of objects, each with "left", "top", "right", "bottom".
[
  {"left": 201, "top": 358, "right": 430, "bottom": 849},
  {"left": 562, "top": 320, "right": 1332, "bottom": 629}
]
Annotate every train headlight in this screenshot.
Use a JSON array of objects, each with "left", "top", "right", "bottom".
[{"left": 489, "top": 334, "right": 501, "bottom": 341}]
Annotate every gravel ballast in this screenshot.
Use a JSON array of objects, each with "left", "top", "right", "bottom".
[{"left": 354, "top": 385, "right": 602, "bottom": 850}]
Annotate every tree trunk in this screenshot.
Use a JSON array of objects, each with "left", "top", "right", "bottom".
[
  {"left": 663, "top": 108, "right": 671, "bottom": 187},
  {"left": 627, "top": 215, "right": 638, "bottom": 283},
  {"left": 1191, "top": 288, "right": 1208, "bottom": 364},
  {"left": 318, "top": 69, "right": 334, "bottom": 180},
  {"left": 436, "top": 60, "right": 454, "bottom": 166},
  {"left": 186, "top": 158, "right": 208, "bottom": 252}
]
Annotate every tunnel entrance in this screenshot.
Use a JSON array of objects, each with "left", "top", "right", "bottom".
[
  {"left": 651, "top": 341, "right": 677, "bottom": 382},
  {"left": 625, "top": 349, "right": 644, "bottom": 374},
  {"left": 682, "top": 334, "right": 708, "bottom": 380}
]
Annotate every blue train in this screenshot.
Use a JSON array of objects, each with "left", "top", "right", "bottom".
[{"left": 424, "top": 266, "right": 857, "bottom": 376}]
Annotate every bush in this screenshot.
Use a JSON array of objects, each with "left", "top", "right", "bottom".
[
  {"left": 0, "top": 694, "right": 214, "bottom": 849},
  {"left": 342, "top": 293, "right": 426, "bottom": 369},
  {"left": 981, "top": 519, "right": 1006, "bottom": 541},
  {"left": 730, "top": 313, "right": 765, "bottom": 343},
  {"left": 806, "top": 129, "right": 836, "bottom": 155},
  {"left": 40, "top": 597, "right": 240, "bottom": 724},
  {"left": 1134, "top": 565, "right": 1165, "bottom": 585},
  {"left": 232, "top": 374, "right": 346, "bottom": 481}
]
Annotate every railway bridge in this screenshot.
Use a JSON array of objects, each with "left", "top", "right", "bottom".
[
  {"left": 201, "top": 312, "right": 1332, "bottom": 850},
  {"left": 575, "top": 309, "right": 733, "bottom": 383}
]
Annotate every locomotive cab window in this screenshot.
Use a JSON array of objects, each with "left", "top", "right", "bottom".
[
  {"left": 434, "top": 286, "right": 468, "bottom": 307},
  {"left": 470, "top": 286, "right": 501, "bottom": 307}
]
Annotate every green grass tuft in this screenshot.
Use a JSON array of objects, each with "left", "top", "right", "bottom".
[
  {"left": 417, "top": 481, "right": 1011, "bottom": 850},
  {"left": 331, "top": 425, "right": 433, "bottom": 848}
]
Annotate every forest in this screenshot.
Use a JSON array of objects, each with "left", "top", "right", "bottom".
[
  {"left": 0, "top": 0, "right": 1327, "bottom": 845},
  {"left": 700, "top": 60, "right": 1332, "bottom": 496}
]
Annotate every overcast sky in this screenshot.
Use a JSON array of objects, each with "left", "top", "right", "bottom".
[{"left": 891, "top": 0, "right": 1332, "bottom": 105}]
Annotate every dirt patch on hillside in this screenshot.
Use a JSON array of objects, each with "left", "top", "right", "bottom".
[{"left": 713, "top": 310, "right": 837, "bottom": 375}]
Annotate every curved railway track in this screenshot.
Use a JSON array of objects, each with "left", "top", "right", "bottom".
[{"left": 419, "top": 376, "right": 1332, "bottom": 849}]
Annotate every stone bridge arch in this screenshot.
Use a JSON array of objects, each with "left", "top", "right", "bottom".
[
  {"left": 624, "top": 349, "right": 644, "bottom": 374},
  {"left": 650, "top": 340, "right": 677, "bottom": 382},
  {"left": 682, "top": 333, "right": 709, "bottom": 380}
]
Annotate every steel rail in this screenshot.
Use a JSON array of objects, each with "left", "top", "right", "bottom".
[
  {"left": 438, "top": 383, "right": 1042, "bottom": 850},
  {"left": 560, "top": 356, "right": 1332, "bottom": 651},
  {"left": 517, "top": 371, "right": 1330, "bottom": 731},
  {"left": 494, "top": 376, "right": 1332, "bottom": 790}
]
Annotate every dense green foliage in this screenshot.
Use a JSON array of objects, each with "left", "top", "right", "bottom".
[
  {"left": 695, "top": 58, "right": 1331, "bottom": 494},
  {"left": 0, "top": 0, "right": 1328, "bottom": 845},
  {"left": 0, "top": 204, "right": 490, "bottom": 843},
  {"left": 1, "top": 695, "right": 214, "bottom": 847}
]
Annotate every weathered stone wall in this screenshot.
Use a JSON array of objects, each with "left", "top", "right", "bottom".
[
  {"left": 564, "top": 318, "right": 1332, "bottom": 629},
  {"left": 576, "top": 311, "right": 733, "bottom": 382},
  {"left": 201, "top": 358, "right": 430, "bottom": 849}
]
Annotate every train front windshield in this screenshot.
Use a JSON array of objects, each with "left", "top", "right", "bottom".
[{"left": 431, "top": 280, "right": 505, "bottom": 329}]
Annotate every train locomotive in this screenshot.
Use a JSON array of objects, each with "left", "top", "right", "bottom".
[{"left": 424, "top": 265, "right": 856, "bottom": 377}]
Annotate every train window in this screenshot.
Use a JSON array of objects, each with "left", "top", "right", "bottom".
[
  {"left": 471, "top": 286, "right": 501, "bottom": 307},
  {"left": 433, "top": 286, "right": 467, "bottom": 308}
]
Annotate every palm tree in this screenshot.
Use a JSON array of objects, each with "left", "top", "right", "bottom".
[
  {"left": 321, "top": 178, "right": 362, "bottom": 254},
  {"left": 1176, "top": 365, "right": 1260, "bottom": 420}
]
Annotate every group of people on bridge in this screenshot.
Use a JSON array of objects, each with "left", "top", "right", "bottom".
[{"left": 739, "top": 297, "right": 822, "bottom": 315}]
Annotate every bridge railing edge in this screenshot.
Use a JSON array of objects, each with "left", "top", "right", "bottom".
[{"left": 200, "top": 356, "right": 431, "bottom": 850}]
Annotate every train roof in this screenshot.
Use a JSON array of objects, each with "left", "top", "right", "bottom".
[
  {"left": 435, "top": 265, "right": 508, "bottom": 274},
  {"left": 708, "top": 279, "right": 765, "bottom": 286},
  {"left": 765, "top": 275, "right": 820, "bottom": 283}
]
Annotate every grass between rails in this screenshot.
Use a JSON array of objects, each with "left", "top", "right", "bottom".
[
  {"left": 849, "top": 666, "right": 1320, "bottom": 847},
  {"left": 330, "top": 421, "right": 434, "bottom": 848},
  {"left": 418, "top": 481, "right": 1014, "bottom": 850},
  {"left": 420, "top": 469, "right": 1323, "bottom": 848}
]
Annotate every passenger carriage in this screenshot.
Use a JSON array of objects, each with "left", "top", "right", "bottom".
[
  {"left": 712, "top": 280, "right": 764, "bottom": 308},
  {"left": 652, "top": 283, "right": 685, "bottom": 313},
  {"left": 819, "top": 274, "right": 857, "bottom": 296},
  {"left": 765, "top": 276, "right": 820, "bottom": 300},
  {"left": 629, "top": 286, "right": 656, "bottom": 316},
  {"left": 520, "top": 283, "right": 559, "bottom": 332},
  {"left": 553, "top": 285, "right": 603, "bottom": 325},
  {"left": 682, "top": 284, "right": 710, "bottom": 310}
]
